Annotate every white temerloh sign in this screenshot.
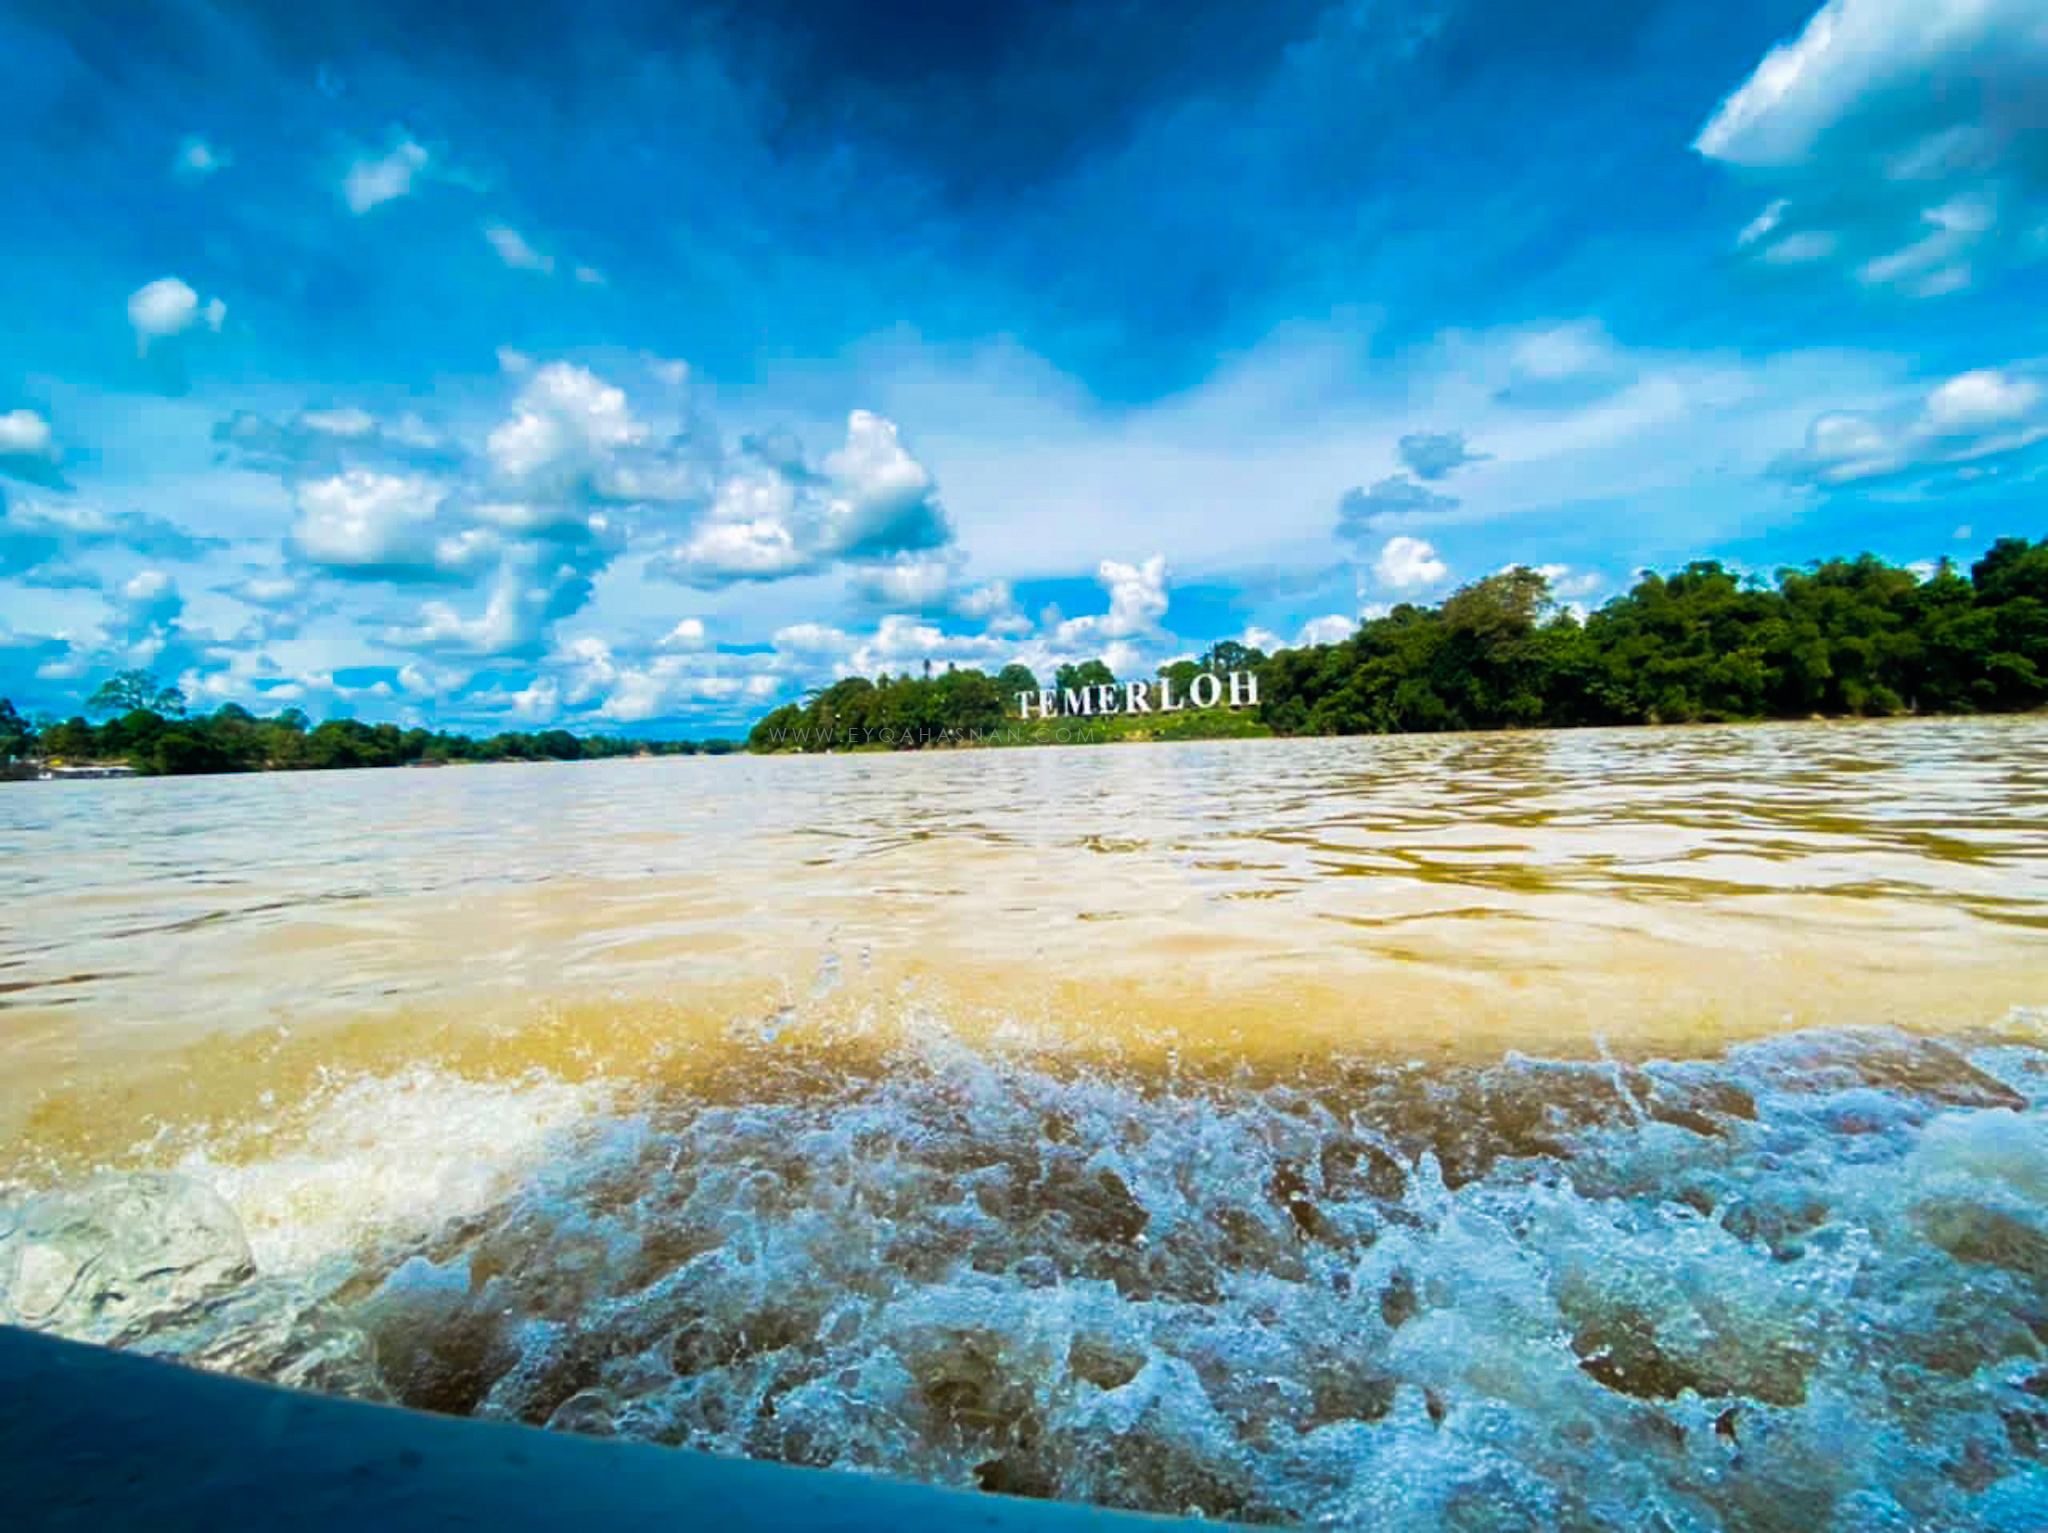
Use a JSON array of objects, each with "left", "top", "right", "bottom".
[{"left": 1015, "top": 670, "right": 1259, "bottom": 719}]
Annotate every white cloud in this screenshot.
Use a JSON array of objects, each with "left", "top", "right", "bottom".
[
  {"left": 122, "top": 568, "right": 176, "bottom": 608},
  {"left": 290, "top": 470, "right": 453, "bottom": 572},
  {"left": 1505, "top": 320, "right": 1624, "bottom": 386},
  {"left": 772, "top": 622, "right": 852, "bottom": 655},
  {"left": 391, "top": 571, "right": 547, "bottom": 656},
  {"left": 659, "top": 512, "right": 809, "bottom": 586},
  {"left": 1053, "top": 556, "right": 1170, "bottom": 650},
  {"left": 847, "top": 552, "right": 960, "bottom": 608},
  {"left": 532, "top": 633, "right": 784, "bottom": 723},
  {"left": 648, "top": 410, "right": 951, "bottom": 588},
  {"left": 126, "top": 277, "right": 226, "bottom": 353},
  {"left": 574, "top": 266, "right": 607, "bottom": 287},
  {"left": 846, "top": 613, "right": 1011, "bottom": 677},
  {"left": 951, "top": 579, "right": 1030, "bottom": 634},
  {"left": 174, "top": 136, "right": 228, "bottom": 179},
  {"left": 595, "top": 661, "right": 776, "bottom": 724},
  {"left": 657, "top": 617, "right": 707, "bottom": 650},
  {"left": 1696, "top": 0, "right": 2048, "bottom": 296},
  {"left": 398, "top": 660, "right": 473, "bottom": 698},
  {"left": 817, "top": 411, "right": 952, "bottom": 559},
  {"left": 483, "top": 223, "right": 555, "bottom": 274},
  {"left": 504, "top": 675, "right": 560, "bottom": 723},
  {"left": 342, "top": 139, "right": 429, "bottom": 215},
  {"left": 1522, "top": 563, "right": 1605, "bottom": 602},
  {"left": 0, "top": 409, "right": 54, "bottom": 459},
  {"left": 1296, "top": 613, "right": 1357, "bottom": 646},
  {"left": 1374, "top": 535, "right": 1448, "bottom": 590},
  {"left": 1924, "top": 368, "right": 2042, "bottom": 433},
  {"left": 1773, "top": 365, "right": 2048, "bottom": 486},
  {"left": 486, "top": 361, "right": 653, "bottom": 497}
]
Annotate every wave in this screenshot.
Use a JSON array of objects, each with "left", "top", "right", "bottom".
[{"left": 5, "top": 1016, "right": 2048, "bottom": 1529}]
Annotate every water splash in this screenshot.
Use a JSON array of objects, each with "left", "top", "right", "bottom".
[{"left": 7, "top": 1022, "right": 2048, "bottom": 1528}]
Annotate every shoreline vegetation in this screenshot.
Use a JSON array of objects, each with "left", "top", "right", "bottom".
[
  {"left": 0, "top": 681, "right": 740, "bottom": 779},
  {"left": 748, "top": 539, "right": 2048, "bottom": 753},
  {"left": 2, "top": 539, "right": 2043, "bottom": 779}
]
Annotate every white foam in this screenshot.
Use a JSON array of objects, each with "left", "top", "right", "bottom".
[{"left": 176, "top": 1066, "right": 605, "bottom": 1277}]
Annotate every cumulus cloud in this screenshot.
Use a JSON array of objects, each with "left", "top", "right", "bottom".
[
  {"left": 489, "top": 363, "right": 646, "bottom": 480},
  {"left": 841, "top": 551, "right": 1029, "bottom": 632},
  {"left": 951, "top": 578, "right": 1031, "bottom": 635},
  {"left": 847, "top": 552, "right": 961, "bottom": 608},
  {"left": 1397, "top": 430, "right": 1487, "bottom": 480},
  {"left": 771, "top": 622, "right": 851, "bottom": 655},
  {"left": 342, "top": 138, "right": 429, "bottom": 214},
  {"left": 665, "top": 516, "right": 809, "bottom": 584},
  {"left": 223, "top": 362, "right": 695, "bottom": 664},
  {"left": 657, "top": 617, "right": 707, "bottom": 650},
  {"left": 486, "top": 361, "right": 707, "bottom": 506},
  {"left": 1696, "top": 0, "right": 2048, "bottom": 296},
  {"left": 1374, "top": 535, "right": 1448, "bottom": 591},
  {"left": 483, "top": 223, "right": 555, "bottom": 274},
  {"left": 207, "top": 361, "right": 716, "bottom": 668},
  {"left": 127, "top": 277, "right": 226, "bottom": 353},
  {"left": 390, "top": 582, "right": 533, "bottom": 656},
  {"left": 0, "top": 408, "right": 68, "bottom": 490},
  {"left": 0, "top": 409, "right": 52, "bottom": 458},
  {"left": 846, "top": 613, "right": 1013, "bottom": 678},
  {"left": 532, "top": 632, "right": 784, "bottom": 724},
  {"left": 648, "top": 410, "right": 953, "bottom": 589},
  {"left": 1296, "top": 613, "right": 1358, "bottom": 646},
  {"left": 290, "top": 471, "right": 463, "bottom": 576},
  {"left": 1052, "top": 556, "right": 1170, "bottom": 650},
  {"left": 398, "top": 659, "right": 473, "bottom": 699},
  {"left": 818, "top": 411, "right": 953, "bottom": 559},
  {"left": 1772, "top": 366, "right": 2048, "bottom": 487}
]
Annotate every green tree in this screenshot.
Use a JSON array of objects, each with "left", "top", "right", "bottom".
[
  {"left": 87, "top": 670, "right": 187, "bottom": 719},
  {"left": 151, "top": 730, "right": 238, "bottom": 776},
  {"left": 1199, "top": 639, "right": 1260, "bottom": 673},
  {"left": 996, "top": 663, "right": 1040, "bottom": 700},
  {"left": 0, "top": 698, "right": 33, "bottom": 762},
  {"left": 1055, "top": 658, "right": 1116, "bottom": 693}
]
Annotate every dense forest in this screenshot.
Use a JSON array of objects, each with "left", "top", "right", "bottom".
[
  {"left": 0, "top": 672, "right": 736, "bottom": 777},
  {"left": 747, "top": 537, "right": 2048, "bottom": 751}
]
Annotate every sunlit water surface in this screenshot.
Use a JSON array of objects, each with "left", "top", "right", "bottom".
[{"left": 4, "top": 719, "right": 2048, "bottom": 1528}]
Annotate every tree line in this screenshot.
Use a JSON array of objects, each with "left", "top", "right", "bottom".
[
  {"left": 8, "top": 538, "right": 2042, "bottom": 774},
  {"left": 747, "top": 537, "right": 2048, "bottom": 751},
  {"left": 0, "top": 673, "right": 738, "bottom": 777}
]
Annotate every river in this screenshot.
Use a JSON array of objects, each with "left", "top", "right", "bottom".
[{"left": 3, "top": 718, "right": 2047, "bottom": 1527}]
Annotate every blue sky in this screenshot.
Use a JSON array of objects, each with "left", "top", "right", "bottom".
[{"left": 2, "top": 0, "right": 2045, "bottom": 732}]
